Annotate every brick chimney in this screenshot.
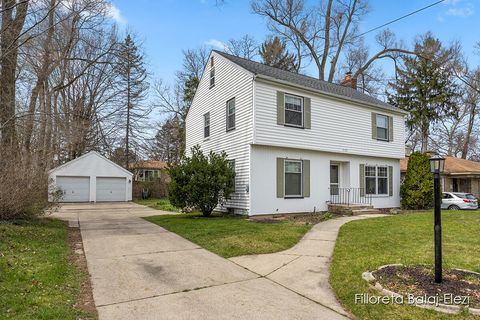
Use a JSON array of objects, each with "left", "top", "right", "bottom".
[{"left": 340, "top": 71, "right": 357, "bottom": 89}]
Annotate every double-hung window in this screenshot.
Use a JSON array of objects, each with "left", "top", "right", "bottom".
[
  {"left": 284, "top": 94, "right": 303, "bottom": 127},
  {"left": 285, "top": 160, "right": 303, "bottom": 197},
  {"left": 376, "top": 114, "right": 389, "bottom": 140},
  {"left": 365, "top": 165, "right": 388, "bottom": 195},
  {"left": 204, "top": 112, "right": 210, "bottom": 138},
  {"left": 209, "top": 57, "right": 215, "bottom": 88},
  {"left": 226, "top": 98, "right": 235, "bottom": 131}
]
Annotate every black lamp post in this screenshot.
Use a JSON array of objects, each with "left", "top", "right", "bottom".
[{"left": 429, "top": 154, "right": 446, "bottom": 283}]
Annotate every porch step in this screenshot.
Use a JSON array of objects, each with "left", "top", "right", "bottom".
[
  {"left": 328, "top": 204, "right": 379, "bottom": 215},
  {"left": 351, "top": 208, "right": 382, "bottom": 216}
]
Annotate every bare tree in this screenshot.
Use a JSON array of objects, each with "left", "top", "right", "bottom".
[
  {"left": 225, "top": 34, "right": 258, "bottom": 59},
  {"left": 0, "top": 0, "right": 29, "bottom": 148},
  {"left": 251, "top": 0, "right": 414, "bottom": 84}
]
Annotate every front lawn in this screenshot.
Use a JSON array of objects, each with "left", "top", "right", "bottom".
[
  {"left": 145, "top": 213, "right": 311, "bottom": 258},
  {"left": 134, "top": 198, "right": 179, "bottom": 212},
  {"left": 331, "top": 210, "right": 480, "bottom": 320},
  {"left": 0, "top": 219, "right": 94, "bottom": 319}
]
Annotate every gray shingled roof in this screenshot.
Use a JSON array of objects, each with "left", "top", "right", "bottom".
[{"left": 214, "top": 50, "right": 403, "bottom": 113}]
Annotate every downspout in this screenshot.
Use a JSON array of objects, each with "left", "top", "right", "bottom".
[{"left": 248, "top": 74, "right": 256, "bottom": 216}]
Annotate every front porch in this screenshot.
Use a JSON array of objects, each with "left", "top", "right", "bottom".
[{"left": 327, "top": 187, "right": 380, "bottom": 215}]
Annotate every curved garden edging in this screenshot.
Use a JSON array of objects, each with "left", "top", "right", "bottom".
[{"left": 362, "top": 264, "right": 480, "bottom": 316}]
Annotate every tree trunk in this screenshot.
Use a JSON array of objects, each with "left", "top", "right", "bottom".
[
  {"left": 462, "top": 101, "right": 477, "bottom": 159},
  {"left": 0, "top": 0, "right": 29, "bottom": 148}
]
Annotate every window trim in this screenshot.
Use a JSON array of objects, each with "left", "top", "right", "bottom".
[
  {"left": 284, "top": 159, "right": 303, "bottom": 198},
  {"left": 284, "top": 93, "right": 304, "bottom": 128},
  {"left": 203, "top": 112, "right": 210, "bottom": 138},
  {"left": 365, "top": 165, "right": 389, "bottom": 196},
  {"left": 375, "top": 114, "right": 389, "bottom": 141},
  {"left": 226, "top": 98, "right": 236, "bottom": 132}
]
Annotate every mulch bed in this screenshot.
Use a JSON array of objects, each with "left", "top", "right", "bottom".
[
  {"left": 67, "top": 225, "right": 98, "bottom": 318},
  {"left": 373, "top": 265, "right": 480, "bottom": 308},
  {"left": 250, "top": 212, "right": 337, "bottom": 225}
]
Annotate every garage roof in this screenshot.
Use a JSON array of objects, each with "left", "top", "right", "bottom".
[{"left": 49, "top": 151, "right": 132, "bottom": 176}]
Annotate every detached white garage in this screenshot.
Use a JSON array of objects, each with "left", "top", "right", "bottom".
[{"left": 49, "top": 151, "right": 133, "bottom": 202}]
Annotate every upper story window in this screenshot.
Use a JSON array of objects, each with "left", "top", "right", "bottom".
[
  {"left": 210, "top": 57, "right": 215, "bottom": 88},
  {"left": 284, "top": 94, "right": 303, "bottom": 127},
  {"left": 226, "top": 98, "right": 235, "bottom": 131},
  {"left": 376, "top": 114, "right": 389, "bottom": 140},
  {"left": 365, "top": 165, "right": 388, "bottom": 195},
  {"left": 285, "top": 160, "right": 303, "bottom": 197},
  {"left": 204, "top": 112, "right": 210, "bottom": 138}
]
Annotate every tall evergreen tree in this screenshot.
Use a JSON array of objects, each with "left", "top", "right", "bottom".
[
  {"left": 388, "top": 33, "right": 458, "bottom": 152},
  {"left": 259, "top": 36, "right": 297, "bottom": 72},
  {"left": 116, "top": 34, "right": 150, "bottom": 167},
  {"left": 400, "top": 152, "right": 434, "bottom": 209}
]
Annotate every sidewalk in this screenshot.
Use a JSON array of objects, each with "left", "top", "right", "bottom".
[{"left": 230, "top": 214, "right": 387, "bottom": 317}]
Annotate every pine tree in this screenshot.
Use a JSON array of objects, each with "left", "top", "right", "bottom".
[
  {"left": 259, "top": 37, "right": 297, "bottom": 72},
  {"left": 388, "top": 33, "right": 458, "bottom": 152},
  {"left": 116, "top": 34, "right": 150, "bottom": 168}
]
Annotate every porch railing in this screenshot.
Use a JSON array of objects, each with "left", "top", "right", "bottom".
[{"left": 329, "top": 187, "right": 372, "bottom": 206}]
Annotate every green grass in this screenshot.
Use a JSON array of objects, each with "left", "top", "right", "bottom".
[
  {"left": 331, "top": 210, "right": 480, "bottom": 320},
  {"left": 145, "top": 213, "right": 311, "bottom": 258},
  {"left": 134, "top": 198, "right": 179, "bottom": 212},
  {"left": 0, "top": 219, "right": 94, "bottom": 319}
]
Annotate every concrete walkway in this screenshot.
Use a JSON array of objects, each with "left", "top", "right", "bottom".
[
  {"left": 52, "top": 203, "right": 358, "bottom": 320},
  {"left": 230, "top": 214, "right": 387, "bottom": 317}
]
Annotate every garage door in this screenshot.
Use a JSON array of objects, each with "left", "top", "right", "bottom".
[
  {"left": 96, "top": 177, "right": 126, "bottom": 202},
  {"left": 56, "top": 176, "right": 90, "bottom": 202}
]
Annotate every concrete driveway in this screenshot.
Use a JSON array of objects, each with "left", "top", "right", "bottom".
[{"left": 52, "top": 203, "right": 348, "bottom": 320}]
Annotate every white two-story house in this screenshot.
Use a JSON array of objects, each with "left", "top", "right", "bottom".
[{"left": 186, "top": 50, "right": 407, "bottom": 216}]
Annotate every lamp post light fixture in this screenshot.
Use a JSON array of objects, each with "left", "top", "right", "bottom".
[{"left": 429, "top": 154, "right": 446, "bottom": 283}]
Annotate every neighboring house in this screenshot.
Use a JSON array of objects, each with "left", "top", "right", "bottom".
[
  {"left": 128, "top": 160, "right": 169, "bottom": 182},
  {"left": 128, "top": 160, "right": 170, "bottom": 199},
  {"left": 401, "top": 156, "right": 480, "bottom": 198},
  {"left": 49, "top": 151, "right": 133, "bottom": 202},
  {"left": 185, "top": 50, "right": 407, "bottom": 215}
]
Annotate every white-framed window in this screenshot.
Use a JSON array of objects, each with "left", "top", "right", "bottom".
[
  {"left": 284, "top": 94, "right": 304, "bottom": 127},
  {"left": 226, "top": 98, "right": 235, "bottom": 131},
  {"left": 365, "top": 165, "right": 388, "bottom": 195},
  {"left": 376, "top": 114, "right": 389, "bottom": 140},
  {"left": 204, "top": 112, "right": 210, "bottom": 138},
  {"left": 285, "top": 160, "right": 303, "bottom": 197},
  {"left": 227, "top": 159, "right": 235, "bottom": 192},
  {"left": 210, "top": 57, "right": 215, "bottom": 88},
  {"left": 137, "top": 170, "right": 159, "bottom": 182}
]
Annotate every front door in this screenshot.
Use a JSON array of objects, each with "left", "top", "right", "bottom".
[{"left": 330, "top": 164, "right": 339, "bottom": 195}]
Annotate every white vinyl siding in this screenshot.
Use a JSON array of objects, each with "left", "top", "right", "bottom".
[
  {"left": 250, "top": 145, "right": 400, "bottom": 215},
  {"left": 254, "top": 80, "right": 405, "bottom": 159},
  {"left": 185, "top": 52, "right": 253, "bottom": 214}
]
